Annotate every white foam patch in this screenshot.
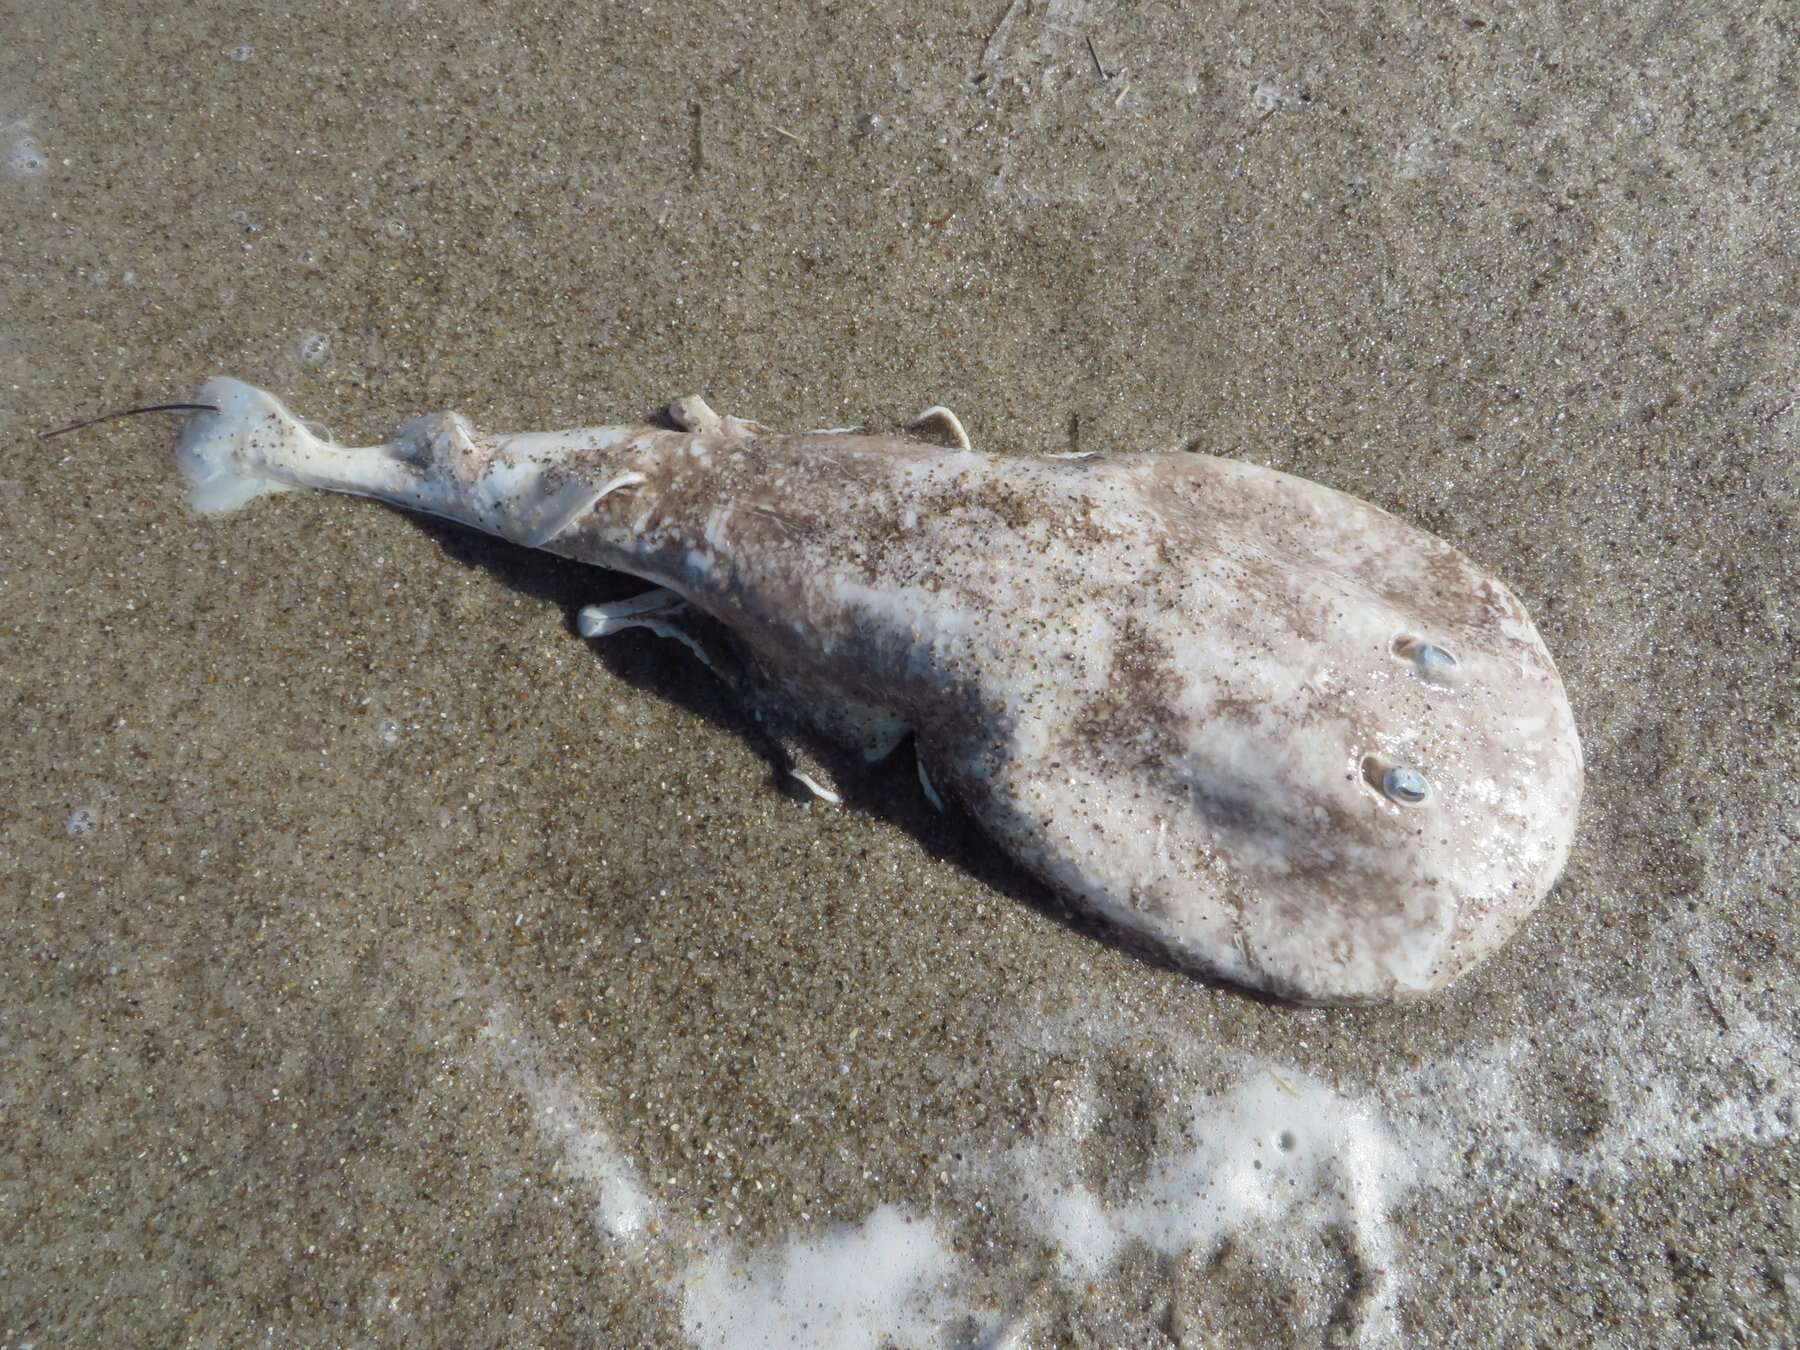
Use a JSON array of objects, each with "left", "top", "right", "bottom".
[
  {"left": 985, "top": 957, "right": 1798, "bottom": 1340},
  {"left": 1377, "top": 992, "right": 1798, "bottom": 1185},
  {"left": 3, "top": 120, "right": 48, "bottom": 178},
  {"left": 680, "top": 1205, "right": 978, "bottom": 1350},
  {"left": 427, "top": 875, "right": 1791, "bottom": 1345},
  {"left": 478, "top": 1005, "right": 651, "bottom": 1241},
  {"left": 1000, "top": 1062, "right": 1417, "bottom": 1341},
  {"left": 1369, "top": 873, "right": 1797, "bottom": 1187}
]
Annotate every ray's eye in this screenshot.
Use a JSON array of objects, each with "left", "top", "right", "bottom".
[
  {"left": 1413, "top": 643, "right": 1456, "bottom": 673},
  {"left": 1382, "top": 766, "right": 1431, "bottom": 804},
  {"left": 1361, "top": 755, "right": 1432, "bottom": 806},
  {"left": 1392, "top": 634, "right": 1459, "bottom": 685}
]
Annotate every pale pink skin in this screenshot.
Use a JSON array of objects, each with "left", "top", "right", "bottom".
[{"left": 177, "top": 379, "right": 1583, "bottom": 1005}]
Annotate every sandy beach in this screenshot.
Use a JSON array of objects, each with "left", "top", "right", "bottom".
[{"left": 2, "top": 1, "right": 1793, "bottom": 1343}]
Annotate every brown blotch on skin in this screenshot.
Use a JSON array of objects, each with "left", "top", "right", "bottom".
[{"left": 1068, "top": 617, "right": 1185, "bottom": 770}]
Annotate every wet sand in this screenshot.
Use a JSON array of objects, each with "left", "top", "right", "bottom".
[{"left": 2, "top": 1, "right": 1794, "bottom": 1344}]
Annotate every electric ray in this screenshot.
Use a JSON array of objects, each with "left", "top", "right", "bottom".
[{"left": 172, "top": 379, "right": 1583, "bottom": 1004}]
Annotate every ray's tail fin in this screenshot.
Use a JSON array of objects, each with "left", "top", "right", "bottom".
[{"left": 174, "top": 378, "right": 317, "bottom": 514}]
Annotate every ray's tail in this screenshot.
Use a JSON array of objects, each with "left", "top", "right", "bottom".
[{"left": 167, "top": 378, "right": 671, "bottom": 550}]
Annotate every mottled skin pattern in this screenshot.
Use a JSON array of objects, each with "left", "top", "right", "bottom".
[{"left": 177, "top": 380, "right": 1584, "bottom": 1004}]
